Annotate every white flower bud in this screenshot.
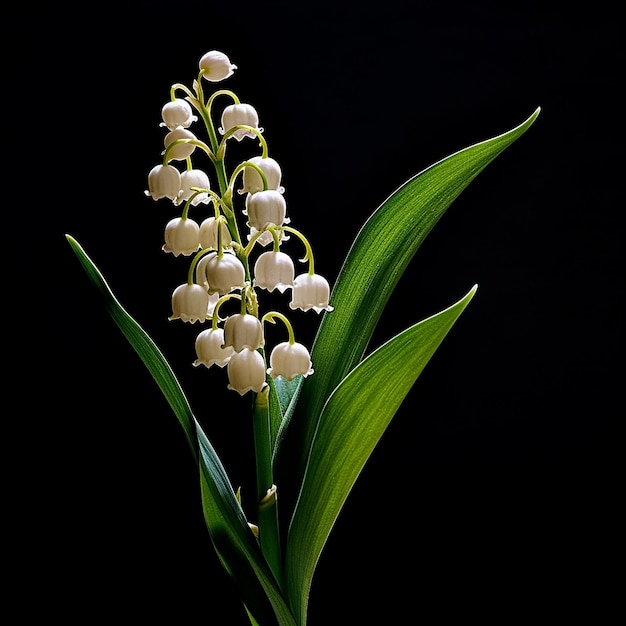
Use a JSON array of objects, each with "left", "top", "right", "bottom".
[
  {"left": 164, "top": 127, "right": 197, "bottom": 161},
  {"left": 204, "top": 252, "right": 246, "bottom": 295},
  {"left": 290, "top": 273, "right": 334, "bottom": 313},
  {"left": 227, "top": 348, "right": 266, "bottom": 395},
  {"left": 175, "top": 169, "right": 211, "bottom": 206},
  {"left": 169, "top": 283, "right": 209, "bottom": 323},
  {"left": 193, "top": 328, "right": 234, "bottom": 368},
  {"left": 160, "top": 99, "right": 197, "bottom": 130},
  {"left": 199, "top": 217, "right": 232, "bottom": 250},
  {"left": 223, "top": 314, "right": 264, "bottom": 352},
  {"left": 268, "top": 341, "right": 314, "bottom": 380},
  {"left": 245, "top": 190, "right": 287, "bottom": 231},
  {"left": 199, "top": 50, "right": 237, "bottom": 82},
  {"left": 162, "top": 216, "right": 200, "bottom": 256},
  {"left": 241, "top": 156, "right": 283, "bottom": 194},
  {"left": 253, "top": 251, "right": 294, "bottom": 293},
  {"left": 145, "top": 164, "right": 181, "bottom": 201},
  {"left": 219, "top": 103, "right": 262, "bottom": 141}
]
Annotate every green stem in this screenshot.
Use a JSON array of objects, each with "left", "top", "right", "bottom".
[{"left": 252, "top": 383, "right": 283, "bottom": 588}]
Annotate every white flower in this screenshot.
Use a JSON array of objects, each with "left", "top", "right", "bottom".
[
  {"left": 223, "top": 314, "right": 264, "bottom": 352},
  {"left": 219, "top": 103, "right": 262, "bottom": 141},
  {"left": 241, "top": 156, "right": 283, "bottom": 194},
  {"left": 253, "top": 251, "right": 294, "bottom": 293},
  {"left": 199, "top": 50, "right": 237, "bottom": 82},
  {"left": 162, "top": 216, "right": 200, "bottom": 256},
  {"left": 245, "top": 190, "right": 287, "bottom": 231},
  {"left": 193, "top": 328, "right": 234, "bottom": 368},
  {"left": 199, "top": 217, "right": 232, "bottom": 250},
  {"left": 164, "top": 127, "right": 197, "bottom": 161},
  {"left": 145, "top": 164, "right": 181, "bottom": 201},
  {"left": 175, "top": 169, "right": 211, "bottom": 206},
  {"left": 160, "top": 99, "right": 197, "bottom": 130},
  {"left": 267, "top": 341, "right": 314, "bottom": 380},
  {"left": 169, "top": 283, "right": 209, "bottom": 323},
  {"left": 290, "top": 273, "right": 334, "bottom": 313},
  {"left": 204, "top": 252, "right": 246, "bottom": 295},
  {"left": 227, "top": 348, "right": 266, "bottom": 395}
]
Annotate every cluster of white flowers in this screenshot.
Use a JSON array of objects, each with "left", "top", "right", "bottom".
[{"left": 145, "top": 51, "right": 333, "bottom": 395}]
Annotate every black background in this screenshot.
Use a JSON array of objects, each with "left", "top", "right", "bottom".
[{"left": 17, "top": 0, "right": 621, "bottom": 623}]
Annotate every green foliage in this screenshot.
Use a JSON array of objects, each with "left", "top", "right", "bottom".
[{"left": 67, "top": 106, "right": 539, "bottom": 626}]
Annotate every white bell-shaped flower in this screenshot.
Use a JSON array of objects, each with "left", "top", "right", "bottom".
[
  {"left": 169, "top": 283, "right": 209, "bottom": 323},
  {"left": 193, "top": 327, "right": 234, "bottom": 368},
  {"left": 199, "top": 50, "right": 237, "bottom": 82},
  {"left": 175, "top": 169, "right": 211, "bottom": 206},
  {"left": 204, "top": 252, "right": 246, "bottom": 295},
  {"left": 162, "top": 216, "right": 200, "bottom": 256},
  {"left": 164, "top": 127, "right": 197, "bottom": 161},
  {"left": 145, "top": 164, "right": 181, "bottom": 201},
  {"left": 223, "top": 313, "right": 264, "bottom": 352},
  {"left": 245, "top": 190, "right": 287, "bottom": 231},
  {"left": 253, "top": 251, "right": 294, "bottom": 293},
  {"left": 219, "top": 103, "right": 262, "bottom": 141},
  {"left": 160, "top": 99, "right": 197, "bottom": 130},
  {"left": 290, "top": 273, "right": 334, "bottom": 313},
  {"left": 267, "top": 341, "right": 314, "bottom": 380},
  {"left": 241, "top": 156, "right": 283, "bottom": 194},
  {"left": 199, "top": 217, "right": 232, "bottom": 250},
  {"left": 227, "top": 348, "right": 266, "bottom": 395}
]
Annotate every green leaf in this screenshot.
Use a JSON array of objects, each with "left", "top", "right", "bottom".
[
  {"left": 65, "top": 234, "right": 198, "bottom": 460},
  {"left": 278, "top": 107, "right": 541, "bottom": 483},
  {"left": 285, "top": 285, "right": 477, "bottom": 624}
]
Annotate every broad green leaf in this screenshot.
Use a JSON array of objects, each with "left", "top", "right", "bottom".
[
  {"left": 286, "top": 285, "right": 477, "bottom": 624},
  {"left": 278, "top": 107, "right": 541, "bottom": 482},
  {"left": 65, "top": 234, "right": 198, "bottom": 460}
]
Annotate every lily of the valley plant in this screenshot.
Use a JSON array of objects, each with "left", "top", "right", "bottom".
[{"left": 66, "top": 50, "right": 539, "bottom": 625}]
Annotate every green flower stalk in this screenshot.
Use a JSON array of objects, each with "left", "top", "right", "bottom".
[{"left": 67, "top": 48, "right": 540, "bottom": 626}]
